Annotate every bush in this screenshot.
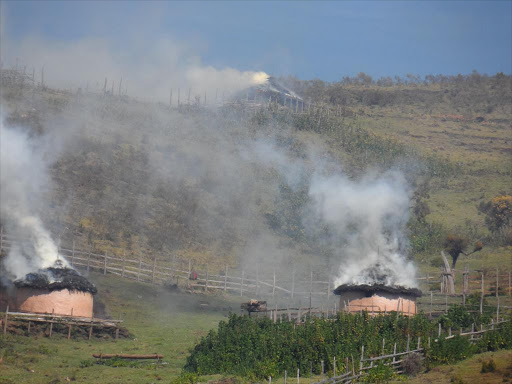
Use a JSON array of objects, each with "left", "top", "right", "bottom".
[
  {"left": 480, "top": 358, "right": 496, "bottom": 373},
  {"left": 428, "top": 336, "right": 476, "bottom": 364},
  {"left": 362, "top": 364, "right": 395, "bottom": 383},
  {"left": 401, "top": 352, "right": 422, "bottom": 376}
]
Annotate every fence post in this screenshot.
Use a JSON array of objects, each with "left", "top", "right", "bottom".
[
  {"left": 205, "top": 264, "right": 209, "bottom": 292},
  {"left": 327, "top": 273, "right": 331, "bottom": 302},
  {"left": 138, "top": 258, "right": 142, "bottom": 281},
  {"left": 392, "top": 343, "right": 396, "bottom": 364},
  {"left": 152, "top": 258, "right": 157, "bottom": 284},
  {"left": 87, "top": 246, "right": 91, "bottom": 273},
  {"left": 284, "top": 370, "right": 287, "bottom": 384},
  {"left": 496, "top": 267, "right": 500, "bottom": 319},
  {"left": 509, "top": 269, "right": 511, "bottom": 297},
  {"left": 256, "top": 267, "right": 260, "bottom": 295},
  {"left": 3, "top": 305, "right": 8, "bottom": 335},
  {"left": 359, "top": 345, "right": 364, "bottom": 375},
  {"left": 438, "top": 323, "right": 441, "bottom": 337},
  {"left": 272, "top": 269, "right": 276, "bottom": 298},
  {"left": 71, "top": 239, "right": 75, "bottom": 267},
  {"left": 224, "top": 265, "right": 228, "bottom": 292},
  {"left": 430, "top": 291, "right": 433, "bottom": 319},
  {"left": 122, "top": 251, "right": 126, "bottom": 278},
  {"left": 103, "top": 251, "right": 107, "bottom": 275},
  {"left": 297, "top": 368, "right": 299, "bottom": 384},
  {"left": 291, "top": 269, "right": 295, "bottom": 299},
  {"left": 480, "top": 272, "right": 484, "bottom": 314},
  {"left": 321, "top": 360, "right": 324, "bottom": 380},
  {"left": 382, "top": 338, "right": 385, "bottom": 355},
  {"left": 240, "top": 269, "right": 244, "bottom": 296},
  {"left": 333, "top": 356, "right": 336, "bottom": 376},
  {"left": 406, "top": 334, "right": 410, "bottom": 352}
]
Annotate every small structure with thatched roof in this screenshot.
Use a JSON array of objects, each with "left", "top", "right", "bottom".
[{"left": 334, "top": 283, "right": 422, "bottom": 316}]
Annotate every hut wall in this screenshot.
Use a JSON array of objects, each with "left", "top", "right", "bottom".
[
  {"left": 338, "top": 291, "right": 417, "bottom": 316},
  {"left": 15, "top": 288, "right": 94, "bottom": 318},
  {"left": 0, "top": 288, "right": 16, "bottom": 311}
]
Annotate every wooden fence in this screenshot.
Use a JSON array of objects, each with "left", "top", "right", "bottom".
[
  {"left": 301, "top": 319, "right": 509, "bottom": 384},
  {"left": 1, "top": 229, "right": 511, "bottom": 313}
]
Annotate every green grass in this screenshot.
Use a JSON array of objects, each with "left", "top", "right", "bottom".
[
  {"left": 0, "top": 272, "right": 242, "bottom": 384},
  {"left": 404, "top": 349, "right": 512, "bottom": 384}
]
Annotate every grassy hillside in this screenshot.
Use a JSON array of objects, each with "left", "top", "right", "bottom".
[{"left": 1, "top": 73, "right": 510, "bottom": 276}]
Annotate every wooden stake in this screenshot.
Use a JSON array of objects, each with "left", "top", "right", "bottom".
[
  {"left": 152, "top": 258, "right": 157, "bottom": 284},
  {"left": 3, "top": 305, "right": 8, "bottom": 335},
  {"left": 224, "top": 265, "right": 228, "bottom": 292},
  {"left": 496, "top": 267, "right": 500, "bottom": 319},
  {"left": 205, "top": 264, "right": 209, "bottom": 292},
  {"left": 240, "top": 269, "right": 244, "bottom": 296},
  {"left": 480, "top": 272, "right": 484, "bottom": 314},
  {"left": 103, "top": 251, "right": 107, "bottom": 275}
]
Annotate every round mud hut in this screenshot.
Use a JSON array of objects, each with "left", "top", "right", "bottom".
[
  {"left": 334, "top": 284, "right": 422, "bottom": 316},
  {"left": 8, "top": 267, "right": 97, "bottom": 318}
]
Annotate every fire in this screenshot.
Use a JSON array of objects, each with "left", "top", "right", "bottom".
[{"left": 251, "top": 72, "right": 269, "bottom": 85}]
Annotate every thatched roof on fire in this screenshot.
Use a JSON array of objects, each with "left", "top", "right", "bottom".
[
  {"left": 333, "top": 283, "right": 422, "bottom": 297},
  {"left": 14, "top": 267, "right": 97, "bottom": 294}
]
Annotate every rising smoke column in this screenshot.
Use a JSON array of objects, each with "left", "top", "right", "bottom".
[
  {"left": 0, "top": 121, "right": 67, "bottom": 279},
  {"left": 308, "top": 170, "right": 418, "bottom": 288}
]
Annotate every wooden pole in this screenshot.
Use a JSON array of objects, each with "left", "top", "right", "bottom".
[
  {"left": 297, "top": 368, "right": 299, "bottom": 384},
  {"left": 509, "top": 270, "right": 511, "bottom": 297},
  {"left": 88, "top": 316, "right": 93, "bottom": 340},
  {"left": 3, "top": 305, "right": 8, "bottom": 335},
  {"left": 496, "top": 267, "right": 500, "bottom": 319},
  {"left": 152, "top": 258, "right": 157, "bottom": 284},
  {"left": 480, "top": 272, "right": 484, "bottom": 314},
  {"left": 71, "top": 239, "right": 75, "bottom": 267},
  {"left": 359, "top": 345, "right": 364, "bottom": 374},
  {"left": 103, "top": 251, "right": 107, "bottom": 275},
  {"left": 122, "top": 251, "right": 126, "bottom": 278},
  {"left": 205, "top": 264, "right": 209, "bottom": 292},
  {"left": 272, "top": 269, "right": 276, "bottom": 298},
  {"left": 224, "top": 265, "right": 228, "bottom": 292},
  {"left": 87, "top": 246, "right": 91, "bottom": 272},
  {"left": 240, "top": 269, "right": 244, "bottom": 296},
  {"left": 291, "top": 269, "right": 295, "bottom": 299},
  {"left": 138, "top": 258, "right": 142, "bottom": 282}
]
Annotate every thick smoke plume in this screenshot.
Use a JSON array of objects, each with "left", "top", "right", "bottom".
[
  {"left": 0, "top": 121, "right": 68, "bottom": 279},
  {"left": 308, "top": 171, "right": 417, "bottom": 288},
  {"left": 3, "top": 37, "right": 269, "bottom": 102}
]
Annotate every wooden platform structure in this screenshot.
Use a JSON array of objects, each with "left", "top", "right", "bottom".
[{"left": 1, "top": 305, "right": 123, "bottom": 340}]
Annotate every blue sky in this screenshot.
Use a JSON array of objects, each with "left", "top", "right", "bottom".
[{"left": 2, "top": 1, "right": 511, "bottom": 81}]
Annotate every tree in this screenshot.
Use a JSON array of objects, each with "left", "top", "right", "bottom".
[
  {"left": 444, "top": 234, "right": 483, "bottom": 268},
  {"left": 478, "top": 195, "right": 512, "bottom": 233}
]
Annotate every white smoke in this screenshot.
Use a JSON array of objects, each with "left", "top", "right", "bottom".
[
  {"left": 2, "top": 36, "right": 269, "bottom": 102},
  {"left": 0, "top": 121, "right": 68, "bottom": 279},
  {"left": 308, "top": 171, "right": 418, "bottom": 288}
]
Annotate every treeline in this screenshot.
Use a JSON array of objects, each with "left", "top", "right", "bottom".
[
  {"left": 279, "top": 71, "right": 512, "bottom": 112},
  {"left": 184, "top": 305, "right": 511, "bottom": 378}
]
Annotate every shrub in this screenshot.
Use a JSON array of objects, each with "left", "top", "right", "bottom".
[
  {"left": 401, "top": 352, "right": 422, "bottom": 376},
  {"left": 428, "top": 336, "right": 476, "bottom": 364},
  {"left": 361, "top": 364, "right": 395, "bottom": 383},
  {"left": 480, "top": 358, "right": 496, "bottom": 373}
]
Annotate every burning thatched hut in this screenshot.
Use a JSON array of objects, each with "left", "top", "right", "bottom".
[
  {"left": 333, "top": 284, "right": 422, "bottom": 316},
  {"left": 1, "top": 265, "right": 97, "bottom": 318}
]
